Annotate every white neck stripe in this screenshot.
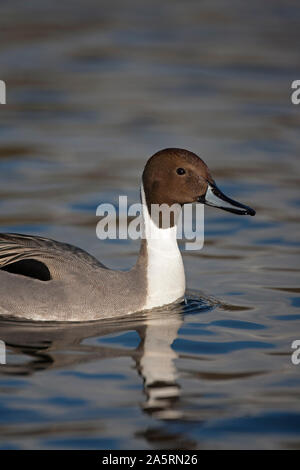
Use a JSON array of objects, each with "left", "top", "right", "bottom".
[{"left": 140, "top": 183, "right": 186, "bottom": 310}]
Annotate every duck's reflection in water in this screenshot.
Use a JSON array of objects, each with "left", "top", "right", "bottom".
[
  {"left": 0, "top": 306, "right": 184, "bottom": 421},
  {"left": 137, "top": 314, "right": 182, "bottom": 420}
]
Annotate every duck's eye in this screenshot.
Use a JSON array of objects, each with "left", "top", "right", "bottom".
[{"left": 176, "top": 168, "right": 186, "bottom": 175}]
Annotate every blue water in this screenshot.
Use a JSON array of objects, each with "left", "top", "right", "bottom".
[{"left": 0, "top": 0, "right": 300, "bottom": 450}]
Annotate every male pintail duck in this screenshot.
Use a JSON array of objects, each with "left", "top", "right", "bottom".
[{"left": 0, "top": 148, "right": 255, "bottom": 321}]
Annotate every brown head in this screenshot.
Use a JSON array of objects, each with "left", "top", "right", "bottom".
[{"left": 142, "top": 148, "right": 256, "bottom": 217}]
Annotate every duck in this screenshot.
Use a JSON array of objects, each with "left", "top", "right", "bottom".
[{"left": 0, "top": 148, "right": 255, "bottom": 322}]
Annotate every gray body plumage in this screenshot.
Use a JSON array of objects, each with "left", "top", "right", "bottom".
[
  {"left": 0, "top": 148, "right": 255, "bottom": 322},
  {"left": 0, "top": 234, "right": 148, "bottom": 321}
]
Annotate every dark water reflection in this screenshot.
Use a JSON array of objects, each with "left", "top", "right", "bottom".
[
  {"left": 0, "top": 0, "right": 300, "bottom": 449},
  {"left": 0, "top": 298, "right": 212, "bottom": 449}
]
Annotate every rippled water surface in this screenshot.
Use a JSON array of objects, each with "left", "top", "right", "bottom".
[{"left": 0, "top": 0, "right": 300, "bottom": 449}]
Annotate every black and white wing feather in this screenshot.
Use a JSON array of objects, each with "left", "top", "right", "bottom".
[{"left": 0, "top": 233, "right": 106, "bottom": 280}]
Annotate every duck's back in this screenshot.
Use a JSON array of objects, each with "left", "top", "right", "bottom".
[{"left": 0, "top": 233, "right": 147, "bottom": 321}]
